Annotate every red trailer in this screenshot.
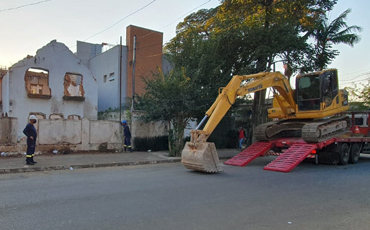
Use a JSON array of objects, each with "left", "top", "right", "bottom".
[{"left": 225, "top": 111, "right": 370, "bottom": 172}]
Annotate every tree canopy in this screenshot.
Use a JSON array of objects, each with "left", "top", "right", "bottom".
[{"left": 137, "top": 0, "right": 362, "bottom": 155}]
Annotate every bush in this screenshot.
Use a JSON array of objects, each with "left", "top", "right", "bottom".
[{"left": 134, "top": 136, "right": 169, "bottom": 151}]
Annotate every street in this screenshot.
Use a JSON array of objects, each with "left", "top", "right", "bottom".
[{"left": 1, "top": 156, "right": 370, "bottom": 230}]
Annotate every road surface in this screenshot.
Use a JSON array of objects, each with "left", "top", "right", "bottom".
[{"left": 1, "top": 157, "right": 370, "bottom": 230}]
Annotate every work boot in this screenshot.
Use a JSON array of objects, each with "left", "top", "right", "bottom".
[
  {"left": 31, "top": 157, "right": 37, "bottom": 164},
  {"left": 26, "top": 161, "right": 34, "bottom": 165}
]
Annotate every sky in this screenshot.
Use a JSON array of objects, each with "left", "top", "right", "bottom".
[{"left": 0, "top": 0, "right": 369, "bottom": 87}]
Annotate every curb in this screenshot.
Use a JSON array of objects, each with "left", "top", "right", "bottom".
[{"left": 0, "top": 158, "right": 182, "bottom": 174}]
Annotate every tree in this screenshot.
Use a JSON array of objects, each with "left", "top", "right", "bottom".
[
  {"left": 136, "top": 68, "right": 199, "bottom": 156},
  {"left": 163, "top": 0, "right": 341, "bottom": 146},
  {"left": 309, "top": 8, "right": 362, "bottom": 70},
  {"left": 346, "top": 77, "right": 370, "bottom": 109}
]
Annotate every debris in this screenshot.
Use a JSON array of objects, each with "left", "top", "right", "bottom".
[
  {"left": 288, "top": 222, "right": 292, "bottom": 224},
  {"left": 70, "top": 167, "right": 73, "bottom": 170},
  {"left": 1, "top": 152, "right": 6, "bottom": 156},
  {"left": 148, "top": 150, "right": 152, "bottom": 152},
  {"left": 53, "top": 150, "right": 58, "bottom": 154}
]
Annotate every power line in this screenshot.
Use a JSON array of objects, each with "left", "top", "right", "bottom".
[
  {"left": 0, "top": 0, "right": 53, "bottom": 13},
  {"left": 340, "top": 72, "right": 370, "bottom": 82},
  {"left": 83, "top": 0, "right": 157, "bottom": 42},
  {"left": 137, "top": 0, "right": 213, "bottom": 41}
]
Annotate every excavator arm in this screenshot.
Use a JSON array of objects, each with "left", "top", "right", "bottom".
[
  {"left": 182, "top": 71, "right": 296, "bottom": 173},
  {"left": 192, "top": 71, "right": 296, "bottom": 144}
]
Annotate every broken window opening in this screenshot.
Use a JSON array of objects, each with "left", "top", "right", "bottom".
[
  {"left": 68, "top": 114, "right": 81, "bottom": 120},
  {"left": 49, "top": 113, "right": 64, "bottom": 119},
  {"left": 63, "top": 73, "right": 85, "bottom": 101},
  {"left": 25, "top": 68, "right": 51, "bottom": 99},
  {"left": 103, "top": 75, "right": 107, "bottom": 83}
]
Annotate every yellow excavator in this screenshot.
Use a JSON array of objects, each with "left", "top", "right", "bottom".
[{"left": 181, "top": 69, "right": 349, "bottom": 172}]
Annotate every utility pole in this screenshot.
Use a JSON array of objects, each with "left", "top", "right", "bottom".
[
  {"left": 119, "top": 36, "right": 123, "bottom": 121},
  {"left": 131, "top": 35, "right": 137, "bottom": 112}
]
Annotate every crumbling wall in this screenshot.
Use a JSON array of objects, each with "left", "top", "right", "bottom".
[
  {"left": 89, "top": 120, "right": 122, "bottom": 150},
  {"left": 38, "top": 119, "right": 82, "bottom": 145},
  {"left": 131, "top": 111, "right": 167, "bottom": 138},
  {"left": 0, "top": 117, "right": 18, "bottom": 145},
  {"left": 0, "top": 115, "right": 168, "bottom": 153}
]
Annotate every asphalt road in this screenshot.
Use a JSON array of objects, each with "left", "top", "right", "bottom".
[{"left": 1, "top": 156, "right": 370, "bottom": 230}]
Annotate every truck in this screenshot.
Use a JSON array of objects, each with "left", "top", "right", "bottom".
[{"left": 181, "top": 69, "right": 370, "bottom": 173}]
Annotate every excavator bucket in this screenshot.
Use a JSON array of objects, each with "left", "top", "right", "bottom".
[{"left": 181, "top": 142, "right": 223, "bottom": 173}]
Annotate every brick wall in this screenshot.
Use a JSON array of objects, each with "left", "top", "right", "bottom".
[{"left": 126, "top": 25, "right": 163, "bottom": 98}]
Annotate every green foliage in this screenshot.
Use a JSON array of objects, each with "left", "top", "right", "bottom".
[
  {"left": 308, "top": 9, "right": 362, "bottom": 70},
  {"left": 136, "top": 68, "right": 198, "bottom": 156},
  {"left": 347, "top": 78, "right": 370, "bottom": 108},
  {"left": 133, "top": 136, "right": 169, "bottom": 152}
]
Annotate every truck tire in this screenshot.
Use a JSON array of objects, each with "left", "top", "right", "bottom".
[
  {"left": 349, "top": 143, "right": 361, "bottom": 164},
  {"left": 337, "top": 143, "right": 349, "bottom": 165}
]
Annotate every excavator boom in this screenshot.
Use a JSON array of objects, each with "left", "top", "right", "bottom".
[{"left": 182, "top": 71, "right": 296, "bottom": 172}]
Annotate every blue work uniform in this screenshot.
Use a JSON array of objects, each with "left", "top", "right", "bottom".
[{"left": 23, "top": 123, "right": 37, "bottom": 163}]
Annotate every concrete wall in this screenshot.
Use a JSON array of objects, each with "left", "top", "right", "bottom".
[
  {"left": 38, "top": 119, "right": 82, "bottom": 145},
  {"left": 131, "top": 111, "right": 168, "bottom": 138},
  {"left": 89, "top": 120, "right": 122, "bottom": 145},
  {"left": 88, "top": 45, "right": 128, "bottom": 112},
  {"left": 0, "top": 118, "right": 123, "bottom": 153},
  {"left": 3, "top": 40, "right": 98, "bottom": 140},
  {"left": 76, "top": 41, "right": 103, "bottom": 66},
  {"left": 0, "top": 117, "right": 18, "bottom": 144},
  {"left": 0, "top": 114, "right": 170, "bottom": 155}
]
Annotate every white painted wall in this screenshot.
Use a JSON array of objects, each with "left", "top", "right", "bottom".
[
  {"left": 1, "top": 72, "right": 10, "bottom": 116},
  {"left": 38, "top": 119, "right": 82, "bottom": 145},
  {"left": 88, "top": 45, "right": 128, "bottom": 112},
  {"left": 89, "top": 120, "right": 122, "bottom": 144},
  {"left": 6, "top": 40, "right": 98, "bottom": 140}
]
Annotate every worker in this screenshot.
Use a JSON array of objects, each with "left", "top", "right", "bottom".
[
  {"left": 238, "top": 127, "right": 246, "bottom": 149},
  {"left": 23, "top": 115, "right": 38, "bottom": 165},
  {"left": 121, "top": 120, "right": 132, "bottom": 152}
]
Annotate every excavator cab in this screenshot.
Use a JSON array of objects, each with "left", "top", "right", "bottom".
[{"left": 296, "top": 69, "right": 339, "bottom": 111}]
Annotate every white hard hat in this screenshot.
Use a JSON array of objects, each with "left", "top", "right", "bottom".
[{"left": 29, "top": 115, "right": 37, "bottom": 120}]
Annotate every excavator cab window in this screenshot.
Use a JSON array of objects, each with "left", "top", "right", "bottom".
[
  {"left": 297, "top": 75, "right": 321, "bottom": 111},
  {"left": 320, "top": 70, "right": 338, "bottom": 108}
]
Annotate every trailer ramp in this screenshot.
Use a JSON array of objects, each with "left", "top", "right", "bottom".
[
  {"left": 224, "top": 142, "right": 273, "bottom": 166},
  {"left": 263, "top": 144, "right": 317, "bottom": 172}
]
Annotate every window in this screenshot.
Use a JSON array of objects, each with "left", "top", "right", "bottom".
[
  {"left": 109, "top": 72, "right": 115, "bottom": 81},
  {"left": 103, "top": 75, "right": 107, "bottom": 83},
  {"left": 63, "top": 73, "right": 85, "bottom": 101},
  {"left": 297, "top": 75, "right": 320, "bottom": 111},
  {"left": 25, "top": 68, "right": 51, "bottom": 99}
]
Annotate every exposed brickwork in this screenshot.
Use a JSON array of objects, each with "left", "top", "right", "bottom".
[{"left": 126, "top": 25, "right": 163, "bottom": 97}]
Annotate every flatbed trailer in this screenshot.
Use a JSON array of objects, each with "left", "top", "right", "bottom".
[
  {"left": 225, "top": 111, "right": 370, "bottom": 172},
  {"left": 225, "top": 135, "right": 370, "bottom": 172}
]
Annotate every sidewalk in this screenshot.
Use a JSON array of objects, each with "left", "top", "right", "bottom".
[{"left": 0, "top": 149, "right": 240, "bottom": 174}]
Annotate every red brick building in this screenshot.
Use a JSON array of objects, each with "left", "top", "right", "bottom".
[{"left": 126, "top": 25, "right": 163, "bottom": 98}]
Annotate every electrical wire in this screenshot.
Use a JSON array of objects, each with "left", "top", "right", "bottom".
[
  {"left": 83, "top": 0, "right": 156, "bottom": 42},
  {"left": 136, "top": 0, "right": 213, "bottom": 41},
  {"left": 0, "top": 0, "right": 53, "bottom": 13}
]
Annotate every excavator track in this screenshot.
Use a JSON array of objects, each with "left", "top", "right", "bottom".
[
  {"left": 254, "top": 116, "right": 350, "bottom": 143},
  {"left": 301, "top": 115, "right": 350, "bottom": 142},
  {"left": 254, "top": 119, "right": 306, "bottom": 141}
]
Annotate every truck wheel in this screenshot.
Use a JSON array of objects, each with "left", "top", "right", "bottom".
[
  {"left": 349, "top": 143, "right": 361, "bottom": 164},
  {"left": 338, "top": 143, "right": 349, "bottom": 165}
]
